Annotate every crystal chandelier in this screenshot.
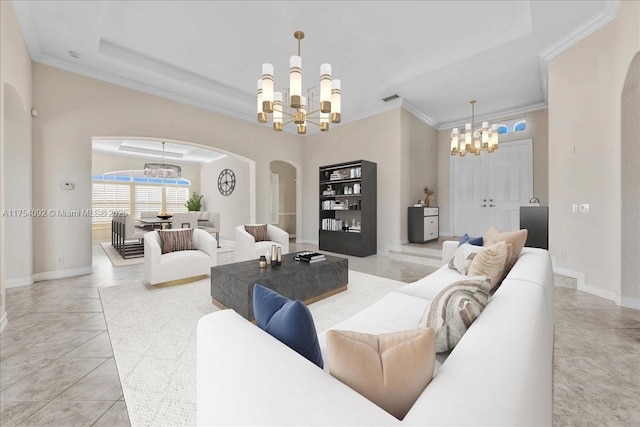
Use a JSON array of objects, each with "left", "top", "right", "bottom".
[
  {"left": 450, "top": 100, "right": 499, "bottom": 156},
  {"left": 257, "top": 31, "right": 341, "bottom": 134},
  {"left": 144, "top": 141, "right": 182, "bottom": 178}
]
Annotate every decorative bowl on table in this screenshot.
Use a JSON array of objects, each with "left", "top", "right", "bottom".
[{"left": 157, "top": 214, "right": 173, "bottom": 220}]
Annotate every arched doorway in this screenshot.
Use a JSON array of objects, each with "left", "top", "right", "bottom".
[
  {"left": 269, "top": 161, "right": 297, "bottom": 239},
  {"left": 621, "top": 52, "right": 640, "bottom": 308}
]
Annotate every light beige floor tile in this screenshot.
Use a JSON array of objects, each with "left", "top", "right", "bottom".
[
  {"left": 55, "top": 358, "right": 123, "bottom": 401},
  {"left": 63, "top": 332, "right": 113, "bottom": 358},
  {"left": 0, "top": 400, "right": 49, "bottom": 427},
  {"left": 18, "top": 400, "right": 114, "bottom": 427},
  {"left": 92, "top": 401, "right": 131, "bottom": 427},
  {"left": 20, "top": 330, "right": 104, "bottom": 359},
  {"left": 1, "top": 357, "right": 107, "bottom": 401},
  {"left": 0, "top": 312, "right": 98, "bottom": 334},
  {"left": 554, "top": 327, "right": 640, "bottom": 358},
  {"left": 70, "top": 313, "right": 107, "bottom": 331},
  {"left": 555, "top": 308, "right": 640, "bottom": 330},
  {"left": 0, "top": 354, "right": 57, "bottom": 391}
]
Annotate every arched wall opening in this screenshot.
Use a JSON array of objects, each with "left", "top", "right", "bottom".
[
  {"left": 91, "top": 136, "right": 256, "bottom": 245},
  {"left": 269, "top": 160, "right": 299, "bottom": 239},
  {"left": 621, "top": 51, "right": 640, "bottom": 308},
  {"left": 3, "top": 83, "right": 32, "bottom": 288}
]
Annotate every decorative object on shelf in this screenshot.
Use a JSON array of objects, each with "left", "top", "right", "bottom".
[
  {"left": 450, "top": 100, "right": 499, "bottom": 157},
  {"left": 423, "top": 185, "right": 435, "bottom": 207},
  {"left": 157, "top": 213, "right": 173, "bottom": 220},
  {"left": 185, "top": 192, "right": 203, "bottom": 211},
  {"left": 218, "top": 168, "right": 236, "bottom": 196},
  {"left": 257, "top": 31, "right": 341, "bottom": 134},
  {"left": 144, "top": 141, "right": 182, "bottom": 178},
  {"left": 276, "top": 247, "right": 282, "bottom": 266},
  {"left": 258, "top": 255, "right": 268, "bottom": 268}
]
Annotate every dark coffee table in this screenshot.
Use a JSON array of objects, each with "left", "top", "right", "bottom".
[{"left": 210, "top": 252, "right": 348, "bottom": 321}]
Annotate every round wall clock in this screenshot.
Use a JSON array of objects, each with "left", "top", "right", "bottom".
[{"left": 217, "top": 168, "right": 236, "bottom": 196}]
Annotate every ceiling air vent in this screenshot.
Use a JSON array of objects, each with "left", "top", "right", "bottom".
[{"left": 382, "top": 94, "right": 400, "bottom": 103}]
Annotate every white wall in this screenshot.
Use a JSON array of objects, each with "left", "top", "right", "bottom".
[
  {"left": 437, "top": 108, "right": 549, "bottom": 236},
  {"left": 1, "top": 0, "right": 33, "bottom": 330},
  {"left": 200, "top": 156, "right": 251, "bottom": 240},
  {"left": 400, "top": 109, "right": 438, "bottom": 243},
  {"left": 31, "top": 63, "right": 302, "bottom": 280},
  {"left": 270, "top": 161, "right": 297, "bottom": 236},
  {"left": 302, "top": 109, "right": 402, "bottom": 252},
  {"left": 548, "top": 0, "right": 640, "bottom": 305}
]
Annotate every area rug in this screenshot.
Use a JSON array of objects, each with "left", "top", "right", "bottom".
[
  {"left": 99, "top": 271, "right": 404, "bottom": 426},
  {"left": 100, "top": 241, "right": 235, "bottom": 268}
]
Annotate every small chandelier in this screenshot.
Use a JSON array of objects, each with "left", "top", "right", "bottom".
[
  {"left": 144, "top": 141, "right": 182, "bottom": 178},
  {"left": 450, "top": 100, "right": 499, "bottom": 156},
  {"left": 257, "top": 31, "right": 341, "bottom": 134}
]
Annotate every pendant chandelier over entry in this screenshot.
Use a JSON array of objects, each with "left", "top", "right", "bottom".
[
  {"left": 257, "top": 31, "right": 341, "bottom": 134},
  {"left": 143, "top": 141, "right": 182, "bottom": 178},
  {"left": 450, "top": 100, "right": 499, "bottom": 156}
]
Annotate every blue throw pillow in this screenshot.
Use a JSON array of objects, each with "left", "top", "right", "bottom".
[
  {"left": 459, "top": 233, "right": 483, "bottom": 247},
  {"left": 253, "top": 284, "right": 324, "bottom": 368}
]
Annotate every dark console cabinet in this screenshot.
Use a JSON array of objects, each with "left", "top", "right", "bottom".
[
  {"left": 520, "top": 206, "right": 549, "bottom": 250},
  {"left": 319, "top": 160, "right": 377, "bottom": 257}
]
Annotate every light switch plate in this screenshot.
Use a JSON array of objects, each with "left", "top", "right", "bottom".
[
  {"left": 579, "top": 204, "right": 590, "bottom": 213},
  {"left": 572, "top": 204, "right": 578, "bottom": 213}
]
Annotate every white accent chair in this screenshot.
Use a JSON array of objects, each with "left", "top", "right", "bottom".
[
  {"left": 197, "top": 212, "right": 221, "bottom": 248},
  {"left": 234, "top": 224, "right": 289, "bottom": 262},
  {"left": 171, "top": 212, "right": 200, "bottom": 229},
  {"left": 144, "top": 228, "right": 217, "bottom": 285}
]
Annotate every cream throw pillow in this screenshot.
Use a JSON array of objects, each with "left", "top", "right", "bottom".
[
  {"left": 326, "top": 329, "right": 435, "bottom": 420},
  {"left": 483, "top": 226, "right": 528, "bottom": 272},
  {"left": 467, "top": 241, "right": 511, "bottom": 290},
  {"left": 448, "top": 243, "right": 483, "bottom": 275},
  {"left": 422, "top": 276, "right": 491, "bottom": 353}
]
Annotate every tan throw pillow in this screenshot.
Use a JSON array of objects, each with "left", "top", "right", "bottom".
[
  {"left": 467, "top": 241, "right": 511, "bottom": 290},
  {"left": 483, "top": 226, "right": 528, "bottom": 272},
  {"left": 448, "top": 243, "right": 483, "bottom": 275},
  {"left": 422, "top": 276, "right": 491, "bottom": 353},
  {"left": 158, "top": 229, "right": 194, "bottom": 254},
  {"left": 244, "top": 224, "right": 269, "bottom": 242},
  {"left": 326, "top": 329, "right": 435, "bottom": 420}
]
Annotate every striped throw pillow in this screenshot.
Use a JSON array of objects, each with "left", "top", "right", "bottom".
[
  {"left": 422, "top": 276, "right": 491, "bottom": 353},
  {"left": 159, "top": 229, "right": 194, "bottom": 254},
  {"left": 245, "top": 224, "right": 269, "bottom": 242}
]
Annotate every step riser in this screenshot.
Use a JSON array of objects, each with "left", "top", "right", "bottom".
[{"left": 389, "top": 251, "right": 443, "bottom": 267}]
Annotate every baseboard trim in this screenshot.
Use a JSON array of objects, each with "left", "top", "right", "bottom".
[
  {"left": 577, "top": 282, "right": 619, "bottom": 303},
  {"left": 5, "top": 276, "right": 34, "bottom": 288},
  {"left": 0, "top": 311, "right": 7, "bottom": 334},
  {"left": 619, "top": 296, "right": 640, "bottom": 310},
  {"left": 32, "top": 267, "right": 93, "bottom": 282}
]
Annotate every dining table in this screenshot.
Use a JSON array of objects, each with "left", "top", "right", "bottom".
[{"left": 136, "top": 217, "right": 174, "bottom": 230}]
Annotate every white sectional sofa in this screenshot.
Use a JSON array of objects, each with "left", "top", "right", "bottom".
[{"left": 197, "top": 241, "right": 554, "bottom": 426}]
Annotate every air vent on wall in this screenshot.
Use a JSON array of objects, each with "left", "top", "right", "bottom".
[{"left": 382, "top": 94, "right": 400, "bottom": 103}]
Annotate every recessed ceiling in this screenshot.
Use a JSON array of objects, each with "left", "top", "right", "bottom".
[
  {"left": 13, "top": 1, "right": 619, "bottom": 130},
  {"left": 92, "top": 139, "right": 226, "bottom": 164}
]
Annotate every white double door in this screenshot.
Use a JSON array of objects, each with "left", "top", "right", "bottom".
[{"left": 452, "top": 139, "right": 532, "bottom": 237}]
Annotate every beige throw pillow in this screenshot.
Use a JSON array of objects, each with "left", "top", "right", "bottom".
[
  {"left": 467, "top": 241, "right": 511, "bottom": 290},
  {"left": 422, "top": 276, "right": 491, "bottom": 353},
  {"left": 158, "top": 229, "right": 194, "bottom": 254},
  {"left": 448, "top": 243, "right": 483, "bottom": 275},
  {"left": 483, "top": 226, "right": 528, "bottom": 272},
  {"left": 244, "top": 224, "right": 269, "bottom": 242},
  {"left": 326, "top": 329, "right": 435, "bottom": 420}
]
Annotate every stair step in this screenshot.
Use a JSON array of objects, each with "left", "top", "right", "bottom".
[
  {"left": 388, "top": 250, "right": 443, "bottom": 268},
  {"left": 394, "top": 245, "right": 443, "bottom": 258}
]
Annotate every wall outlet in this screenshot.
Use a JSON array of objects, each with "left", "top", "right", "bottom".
[
  {"left": 572, "top": 204, "right": 578, "bottom": 213},
  {"left": 579, "top": 203, "right": 590, "bottom": 213},
  {"left": 57, "top": 256, "right": 64, "bottom": 264}
]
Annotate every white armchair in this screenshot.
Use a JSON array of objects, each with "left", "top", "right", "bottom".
[
  {"left": 235, "top": 224, "right": 289, "bottom": 262},
  {"left": 144, "top": 228, "right": 217, "bottom": 285}
]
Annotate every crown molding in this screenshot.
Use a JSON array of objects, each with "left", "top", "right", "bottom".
[
  {"left": 400, "top": 100, "right": 439, "bottom": 129},
  {"left": 537, "top": 0, "right": 621, "bottom": 101},
  {"left": 437, "top": 102, "right": 548, "bottom": 131}
]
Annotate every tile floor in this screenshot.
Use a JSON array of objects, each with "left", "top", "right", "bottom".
[{"left": 1, "top": 241, "right": 638, "bottom": 426}]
